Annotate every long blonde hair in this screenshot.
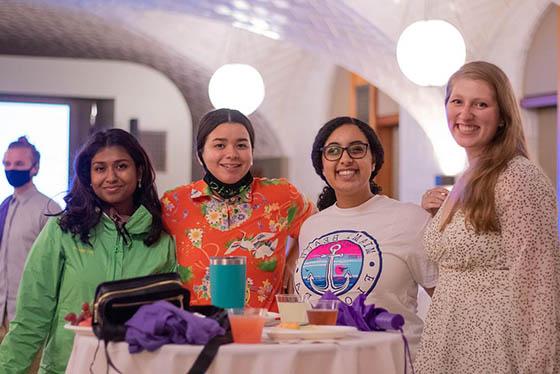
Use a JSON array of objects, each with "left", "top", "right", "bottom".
[{"left": 440, "top": 61, "right": 529, "bottom": 233}]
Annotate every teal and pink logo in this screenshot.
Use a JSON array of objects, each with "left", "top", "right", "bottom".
[{"left": 295, "top": 230, "right": 382, "bottom": 305}]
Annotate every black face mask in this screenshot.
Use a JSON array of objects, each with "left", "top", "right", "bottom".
[
  {"left": 203, "top": 171, "right": 253, "bottom": 199},
  {"left": 5, "top": 168, "right": 33, "bottom": 188}
]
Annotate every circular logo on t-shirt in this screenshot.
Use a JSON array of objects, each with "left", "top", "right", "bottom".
[{"left": 295, "top": 230, "right": 382, "bottom": 305}]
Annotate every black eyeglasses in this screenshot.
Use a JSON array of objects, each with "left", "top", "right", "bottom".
[{"left": 321, "top": 143, "right": 369, "bottom": 161}]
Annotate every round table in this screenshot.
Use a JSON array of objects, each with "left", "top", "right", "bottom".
[{"left": 66, "top": 329, "right": 405, "bottom": 374}]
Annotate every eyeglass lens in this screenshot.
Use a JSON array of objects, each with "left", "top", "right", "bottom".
[{"left": 323, "top": 143, "right": 368, "bottom": 160}]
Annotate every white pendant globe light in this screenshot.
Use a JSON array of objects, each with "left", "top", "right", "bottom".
[
  {"left": 208, "top": 63, "right": 265, "bottom": 115},
  {"left": 396, "top": 20, "right": 466, "bottom": 86}
]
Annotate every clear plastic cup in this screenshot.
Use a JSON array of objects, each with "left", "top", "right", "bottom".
[
  {"left": 306, "top": 299, "right": 339, "bottom": 325},
  {"left": 227, "top": 308, "right": 266, "bottom": 344},
  {"left": 275, "top": 294, "right": 308, "bottom": 324}
]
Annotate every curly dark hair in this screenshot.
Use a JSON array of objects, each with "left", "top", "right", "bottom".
[
  {"left": 311, "top": 117, "right": 384, "bottom": 211},
  {"left": 57, "top": 128, "right": 165, "bottom": 245}
]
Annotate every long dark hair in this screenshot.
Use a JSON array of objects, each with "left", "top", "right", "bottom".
[
  {"left": 58, "top": 129, "right": 164, "bottom": 245},
  {"left": 311, "top": 117, "right": 384, "bottom": 211},
  {"left": 196, "top": 108, "right": 255, "bottom": 169}
]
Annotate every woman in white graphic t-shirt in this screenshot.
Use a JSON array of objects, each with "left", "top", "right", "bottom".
[{"left": 295, "top": 116, "right": 437, "bottom": 359}]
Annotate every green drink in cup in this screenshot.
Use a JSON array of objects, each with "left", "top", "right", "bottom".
[{"left": 209, "top": 256, "right": 246, "bottom": 308}]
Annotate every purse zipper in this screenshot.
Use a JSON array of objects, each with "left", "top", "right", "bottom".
[
  {"left": 93, "top": 280, "right": 183, "bottom": 324},
  {"left": 111, "top": 295, "right": 184, "bottom": 308}
]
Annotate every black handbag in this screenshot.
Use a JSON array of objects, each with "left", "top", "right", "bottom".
[{"left": 92, "top": 272, "right": 190, "bottom": 342}]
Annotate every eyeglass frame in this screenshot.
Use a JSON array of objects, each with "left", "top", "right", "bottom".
[{"left": 320, "top": 142, "right": 370, "bottom": 161}]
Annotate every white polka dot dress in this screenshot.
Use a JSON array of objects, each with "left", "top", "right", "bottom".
[{"left": 415, "top": 157, "right": 560, "bottom": 373}]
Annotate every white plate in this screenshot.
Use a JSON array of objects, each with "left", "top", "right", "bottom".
[
  {"left": 64, "top": 323, "right": 95, "bottom": 337},
  {"left": 265, "top": 325, "right": 357, "bottom": 341},
  {"left": 264, "top": 312, "right": 280, "bottom": 326}
]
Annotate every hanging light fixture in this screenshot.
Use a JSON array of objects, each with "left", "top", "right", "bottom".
[
  {"left": 396, "top": 19, "right": 466, "bottom": 86},
  {"left": 208, "top": 63, "right": 265, "bottom": 115}
]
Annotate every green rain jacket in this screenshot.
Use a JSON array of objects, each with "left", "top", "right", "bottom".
[{"left": 0, "top": 205, "right": 177, "bottom": 374}]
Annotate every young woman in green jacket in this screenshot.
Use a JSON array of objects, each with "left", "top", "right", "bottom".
[{"left": 0, "top": 129, "right": 177, "bottom": 374}]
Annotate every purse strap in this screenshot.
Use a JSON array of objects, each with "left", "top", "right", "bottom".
[
  {"left": 186, "top": 307, "right": 232, "bottom": 374},
  {"left": 89, "top": 339, "right": 123, "bottom": 374},
  {"left": 186, "top": 331, "right": 233, "bottom": 374}
]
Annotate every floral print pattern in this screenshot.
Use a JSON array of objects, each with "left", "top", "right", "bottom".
[
  {"left": 187, "top": 228, "right": 203, "bottom": 248},
  {"left": 193, "top": 268, "right": 211, "bottom": 301},
  {"left": 162, "top": 178, "right": 314, "bottom": 310},
  {"left": 257, "top": 279, "right": 273, "bottom": 302},
  {"left": 200, "top": 196, "right": 254, "bottom": 231}
]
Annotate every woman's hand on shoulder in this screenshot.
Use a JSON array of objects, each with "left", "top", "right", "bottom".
[{"left": 421, "top": 187, "right": 449, "bottom": 217}]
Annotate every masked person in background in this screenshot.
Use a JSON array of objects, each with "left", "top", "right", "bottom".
[
  {"left": 0, "top": 129, "right": 176, "bottom": 373},
  {"left": 162, "top": 108, "right": 314, "bottom": 310},
  {"left": 0, "top": 137, "right": 61, "bottom": 339}
]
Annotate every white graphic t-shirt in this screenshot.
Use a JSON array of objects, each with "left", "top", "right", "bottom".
[{"left": 296, "top": 195, "right": 437, "bottom": 355}]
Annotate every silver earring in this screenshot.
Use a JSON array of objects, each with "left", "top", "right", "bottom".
[
  {"left": 138, "top": 180, "right": 142, "bottom": 189},
  {"left": 498, "top": 122, "right": 505, "bottom": 128}
]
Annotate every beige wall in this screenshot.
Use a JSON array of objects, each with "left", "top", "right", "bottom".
[
  {"left": 525, "top": 5, "right": 557, "bottom": 96},
  {"left": 538, "top": 108, "right": 557, "bottom": 183},
  {"left": 524, "top": 4, "right": 557, "bottom": 186},
  {"left": 0, "top": 56, "right": 192, "bottom": 195}
]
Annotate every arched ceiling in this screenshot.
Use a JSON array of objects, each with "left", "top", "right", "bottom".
[
  {"left": 0, "top": 0, "right": 555, "bottom": 176},
  {"left": 0, "top": 0, "right": 280, "bottom": 181}
]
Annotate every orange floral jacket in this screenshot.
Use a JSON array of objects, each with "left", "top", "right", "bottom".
[{"left": 161, "top": 177, "right": 314, "bottom": 310}]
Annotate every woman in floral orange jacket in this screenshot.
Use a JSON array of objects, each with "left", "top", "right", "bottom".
[{"left": 162, "top": 108, "right": 314, "bottom": 310}]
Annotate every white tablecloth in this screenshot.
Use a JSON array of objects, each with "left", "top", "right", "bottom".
[{"left": 66, "top": 330, "right": 405, "bottom": 374}]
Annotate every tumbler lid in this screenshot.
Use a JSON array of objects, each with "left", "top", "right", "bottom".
[{"left": 210, "top": 256, "right": 246, "bottom": 265}]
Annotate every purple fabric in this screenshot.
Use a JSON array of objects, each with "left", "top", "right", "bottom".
[
  {"left": 124, "top": 301, "right": 225, "bottom": 353},
  {"left": 319, "top": 291, "right": 404, "bottom": 331},
  {"left": 0, "top": 196, "right": 12, "bottom": 245}
]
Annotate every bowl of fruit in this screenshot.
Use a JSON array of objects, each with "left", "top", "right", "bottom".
[{"left": 64, "top": 303, "right": 94, "bottom": 336}]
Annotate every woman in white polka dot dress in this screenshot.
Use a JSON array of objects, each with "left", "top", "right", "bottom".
[{"left": 415, "top": 61, "right": 560, "bottom": 373}]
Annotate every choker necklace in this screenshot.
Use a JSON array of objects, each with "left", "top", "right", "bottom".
[{"left": 203, "top": 172, "right": 253, "bottom": 199}]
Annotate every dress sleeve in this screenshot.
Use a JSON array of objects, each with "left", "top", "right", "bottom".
[
  {"left": 286, "top": 183, "right": 316, "bottom": 238},
  {"left": 0, "top": 218, "right": 65, "bottom": 373},
  {"left": 498, "top": 159, "right": 560, "bottom": 373}
]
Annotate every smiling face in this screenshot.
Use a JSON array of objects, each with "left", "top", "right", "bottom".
[
  {"left": 322, "top": 124, "right": 374, "bottom": 208},
  {"left": 202, "top": 122, "right": 253, "bottom": 184},
  {"left": 90, "top": 145, "right": 139, "bottom": 216},
  {"left": 446, "top": 78, "right": 501, "bottom": 161}
]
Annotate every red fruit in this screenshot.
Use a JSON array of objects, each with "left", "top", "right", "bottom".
[
  {"left": 82, "top": 303, "right": 90, "bottom": 312},
  {"left": 64, "top": 312, "right": 77, "bottom": 325}
]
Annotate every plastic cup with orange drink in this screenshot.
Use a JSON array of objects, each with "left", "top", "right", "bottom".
[{"left": 227, "top": 308, "right": 267, "bottom": 344}]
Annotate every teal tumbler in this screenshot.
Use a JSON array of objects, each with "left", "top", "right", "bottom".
[{"left": 209, "top": 256, "right": 246, "bottom": 308}]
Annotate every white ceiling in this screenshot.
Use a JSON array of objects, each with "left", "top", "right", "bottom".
[{"left": 0, "top": 0, "right": 555, "bottom": 176}]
